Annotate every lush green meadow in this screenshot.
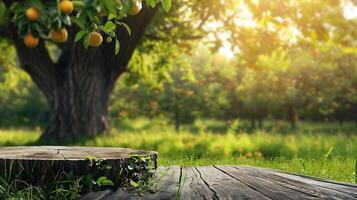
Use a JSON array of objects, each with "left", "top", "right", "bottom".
[{"left": 0, "top": 119, "right": 356, "bottom": 183}]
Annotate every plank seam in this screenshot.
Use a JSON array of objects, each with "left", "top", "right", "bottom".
[
  {"left": 254, "top": 167, "right": 357, "bottom": 197},
  {"left": 176, "top": 166, "right": 184, "bottom": 200},
  {"left": 244, "top": 166, "right": 357, "bottom": 188},
  {"left": 195, "top": 166, "right": 219, "bottom": 200},
  {"left": 232, "top": 166, "right": 325, "bottom": 199},
  {"left": 214, "top": 166, "right": 273, "bottom": 200}
]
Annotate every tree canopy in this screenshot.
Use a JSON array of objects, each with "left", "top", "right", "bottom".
[{"left": 0, "top": 0, "right": 356, "bottom": 139}]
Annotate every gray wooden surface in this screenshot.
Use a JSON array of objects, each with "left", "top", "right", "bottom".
[
  {"left": 0, "top": 146, "right": 157, "bottom": 160},
  {"left": 80, "top": 165, "right": 357, "bottom": 200}
]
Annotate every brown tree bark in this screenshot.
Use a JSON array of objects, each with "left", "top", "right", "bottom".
[
  {"left": 288, "top": 105, "right": 297, "bottom": 129},
  {"left": 258, "top": 117, "right": 264, "bottom": 129},
  {"left": 174, "top": 104, "right": 180, "bottom": 133},
  {"left": 250, "top": 117, "right": 256, "bottom": 128},
  {"left": 1, "top": 7, "right": 157, "bottom": 141}
]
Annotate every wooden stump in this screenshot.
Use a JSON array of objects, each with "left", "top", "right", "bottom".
[{"left": 0, "top": 146, "right": 157, "bottom": 186}]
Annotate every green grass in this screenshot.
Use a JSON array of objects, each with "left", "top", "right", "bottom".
[{"left": 0, "top": 119, "right": 356, "bottom": 184}]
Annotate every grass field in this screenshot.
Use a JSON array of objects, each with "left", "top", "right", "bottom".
[{"left": 0, "top": 118, "right": 356, "bottom": 183}]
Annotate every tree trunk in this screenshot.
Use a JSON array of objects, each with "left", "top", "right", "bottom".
[
  {"left": 288, "top": 105, "right": 297, "bottom": 129},
  {"left": 41, "top": 60, "right": 113, "bottom": 141},
  {"left": 251, "top": 117, "right": 256, "bottom": 128},
  {"left": 338, "top": 118, "right": 344, "bottom": 127},
  {"left": 258, "top": 117, "right": 263, "bottom": 129},
  {"left": 174, "top": 104, "right": 180, "bottom": 133}
]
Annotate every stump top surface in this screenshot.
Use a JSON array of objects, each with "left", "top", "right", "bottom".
[{"left": 0, "top": 146, "right": 157, "bottom": 160}]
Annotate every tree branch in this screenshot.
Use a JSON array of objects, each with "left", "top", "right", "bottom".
[
  {"left": 145, "top": 34, "right": 204, "bottom": 41},
  {"left": 104, "top": 5, "right": 158, "bottom": 83}
]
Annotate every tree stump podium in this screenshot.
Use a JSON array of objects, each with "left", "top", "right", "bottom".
[{"left": 0, "top": 146, "right": 157, "bottom": 186}]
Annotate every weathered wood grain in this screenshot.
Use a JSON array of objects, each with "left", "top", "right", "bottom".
[
  {"left": 179, "top": 166, "right": 217, "bottom": 200},
  {"left": 101, "top": 166, "right": 181, "bottom": 200},
  {"left": 233, "top": 166, "right": 329, "bottom": 199},
  {"left": 216, "top": 166, "right": 333, "bottom": 200},
  {"left": 239, "top": 166, "right": 357, "bottom": 199},
  {"left": 82, "top": 165, "right": 357, "bottom": 200},
  {"left": 195, "top": 166, "right": 270, "bottom": 200},
  {"left": 144, "top": 166, "right": 181, "bottom": 200}
]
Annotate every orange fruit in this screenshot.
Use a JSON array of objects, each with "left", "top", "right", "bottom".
[
  {"left": 245, "top": 152, "right": 253, "bottom": 159},
  {"left": 60, "top": 0, "right": 73, "bottom": 14},
  {"left": 255, "top": 152, "right": 263, "bottom": 158},
  {"left": 340, "top": 40, "right": 349, "bottom": 47},
  {"left": 128, "top": 1, "right": 142, "bottom": 15},
  {"left": 26, "top": 7, "right": 40, "bottom": 21},
  {"left": 88, "top": 32, "right": 103, "bottom": 47},
  {"left": 50, "top": 28, "right": 68, "bottom": 43},
  {"left": 311, "top": 49, "right": 319, "bottom": 58},
  {"left": 24, "top": 34, "right": 39, "bottom": 48}
]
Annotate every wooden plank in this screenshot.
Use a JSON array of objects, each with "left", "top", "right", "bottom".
[
  {"left": 234, "top": 166, "right": 354, "bottom": 199},
  {"left": 179, "top": 166, "right": 217, "bottom": 200},
  {"left": 216, "top": 165, "right": 322, "bottom": 200},
  {"left": 103, "top": 166, "right": 181, "bottom": 200},
  {"left": 239, "top": 166, "right": 357, "bottom": 199},
  {"left": 83, "top": 165, "right": 357, "bottom": 199},
  {"left": 142, "top": 165, "right": 182, "bottom": 200},
  {"left": 196, "top": 166, "right": 270, "bottom": 200},
  {"left": 251, "top": 166, "right": 357, "bottom": 189}
]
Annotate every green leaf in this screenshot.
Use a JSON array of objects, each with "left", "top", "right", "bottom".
[
  {"left": 70, "top": 17, "right": 85, "bottom": 30},
  {"left": 161, "top": 0, "right": 171, "bottom": 12},
  {"left": 102, "top": 179, "right": 114, "bottom": 186},
  {"left": 102, "top": 21, "right": 116, "bottom": 33},
  {"left": 130, "top": 180, "right": 139, "bottom": 187},
  {"left": 75, "top": 30, "right": 87, "bottom": 42},
  {"left": 102, "top": 0, "right": 120, "bottom": 16},
  {"left": 115, "top": 39, "right": 120, "bottom": 55},
  {"left": 146, "top": 0, "right": 156, "bottom": 8},
  {"left": 323, "top": 146, "right": 334, "bottom": 159},
  {"left": 85, "top": 155, "right": 97, "bottom": 161},
  {"left": 96, "top": 176, "right": 114, "bottom": 187},
  {"left": 97, "top": 176, "right": 107, "bottom": 184},
  {"left": 119, "top": 22, "right": 131, "bottom": 36},
  {"left": 0, "top": 1, "right": 7, "bottom": 25},
  {"left": 62, "top": 15, "right": 71, "bottom": 26},
  {"left": 108, "top": 13, "right": 117, "bottom": 20},
  {"left": 72, "top": 1, "right": 85, "bottom": 10}
]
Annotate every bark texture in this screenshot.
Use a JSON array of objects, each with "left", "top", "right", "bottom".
[{"left": 1, "top": 7, "right": 157, "bottom": 141}]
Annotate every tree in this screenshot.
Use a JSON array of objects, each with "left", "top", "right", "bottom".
[
  {"left": 0, "top": 0, "right": 243, "bottom": 141},
  {"left": 0, "top": 0, "right": 174, "bottom": 141}
]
